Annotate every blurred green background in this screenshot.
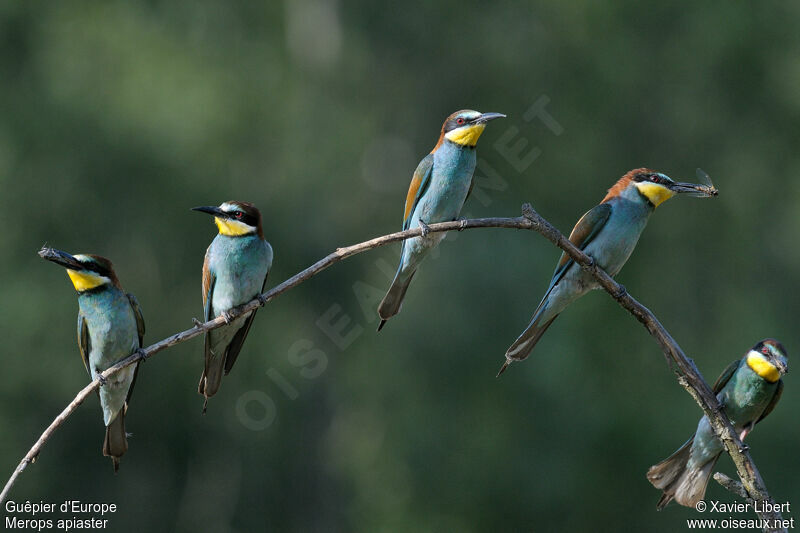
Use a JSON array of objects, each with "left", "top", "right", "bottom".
[{"left": 2, "top": 1, "right": 799, "bottom": 531}]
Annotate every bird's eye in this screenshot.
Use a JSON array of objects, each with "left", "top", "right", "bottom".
[
  {"left": 235, "top": 211, "right": 244, "bottom": 219},
  {"left": 456, "top": 117, "right": 465, "bottom": 125},
  {"left": 762, "top": 346, "right": 770, "bottom": 355},
  {"left": 651, "top": 176, "right": 660, "bottom": 184}
]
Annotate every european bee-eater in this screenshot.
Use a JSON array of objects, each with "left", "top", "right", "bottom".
[
  {"left": 39, "top": 248, "right": 144, "bottom": 472},
  {"left": 192, "top": 201, "right": 272, "bottom": 411},
  {"left": 499, "top": 168, "right": 717, "bottom": 375},
  {"left": 648, "top": 339, "right": 788, "bottom": 509},
  {"left": 377, "top": 109, "right": 505, "bottom": 330}
]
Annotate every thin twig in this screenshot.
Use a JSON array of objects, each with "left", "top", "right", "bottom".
[
  {"left": 518, "top": 203, "right": 785, "bottom": 532},
  {"left": 714, "top": 472, "right": 754, "bottom": 504},
  {"left": 0, "top": 214, "right": 533, "bottom": 504},
  {"left": 0, "top": 205, "right": 785, "bottom": 533}
]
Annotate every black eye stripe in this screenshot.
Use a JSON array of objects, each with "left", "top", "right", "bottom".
[
  {"left": 634, "top": 173, "right": 669, "bottom": 184},
  {"left": 80, "top": 263, "right": 108, "bottom": 276},
  {"left": 445, "top": 115, "right": 478, "bottom": 132},
  {"left": 226, "top": 210, "right": 257, "bottom": 227}
]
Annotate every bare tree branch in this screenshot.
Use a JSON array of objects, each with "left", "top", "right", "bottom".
[
  {"left": 1, "top": 214, "right": 533, "bottom": 504},
  {"left": 518, "top": 203, "right": 785, "bottom": 532},
  {"left": 714, "top": 472, "right": 754, "bottom": 504},
  {"left": 0, "top": 204, "right": 785, "bottom": 533}
]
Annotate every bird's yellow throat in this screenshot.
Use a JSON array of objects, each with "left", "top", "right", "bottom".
[
  {"left": 746, "top": 352, "right": 781, "bottom": 383},
  {"left": 635, "top": 182, "right": 676, "bottom": 207},
  {"left": 214, "top": 217, "right": 254, "bottom": 237},
  {"left": 445, "top": 124, "right": 486, "bottom": 147},
  {"left": 66, "top": 270, "right": 109, "bottom": 291}
]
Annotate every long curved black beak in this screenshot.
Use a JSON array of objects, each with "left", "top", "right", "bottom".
[
  {"left": 475, "top": 112, "right": 506, "bottom": 124},
  {"left": 775, "top": 358, "right": 789, "bottom": 375},
  {"left": 669, "top": 181, "right": 719, "bottom": 198},
  {"left": 192, "top": 206, "right": 227, "bottom": 217},
  {"left": 39, "top": 247, "right": 83, "bottom": 270}
]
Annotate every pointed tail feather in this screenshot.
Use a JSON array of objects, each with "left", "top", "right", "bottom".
[
  {"left": 496, "top": 360, "right": 510, "bottom": 377},
  {"left": 647, "top": 436, "right": 720, "bottom": 509},
  {"left": 501, "top": 304, "right": 559, "bottom": 372},
  {"left": 198, "top": 351, "right": 226, "bottom": 406},
  {"left": 376, "top": 270, "right": 416, "bottom": 331},
  {"left": 103, "top": 407, "right": 128, "bottom": 473}
]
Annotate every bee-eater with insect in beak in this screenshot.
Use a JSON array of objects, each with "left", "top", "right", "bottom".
[
  {"left": 192, "top": 201, "right": 272, "bottom": 412},
  {"left": 499, "top": 168, "right": 717, "bottom": 375},
  {"left": 39, "top": 248, "right": 145, "bottom": 472},
  {"left": 377, "top": 109, "right": 505, "bottom": 330},
  {"left": 648, "top": 339, "right": 788, "bottom": 509}
]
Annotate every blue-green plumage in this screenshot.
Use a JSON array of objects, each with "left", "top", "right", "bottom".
[
  {"left": 500, "top": 168, "right": 714, "bottom": 374},
  {"left": 648, "top": 339, "right": 788, "bottom": 509},
  {"left": 39, "top": 248, "right": 144, "bottom": 472},
  {"left": 383, "top": 142, "right": 475, "bottom": 308},
  {"left": 377, "top": 110, "right": 504, "bottom": 330},
  {"left": 193, "top": 201, "right": 272, "bottom": 410},
  {"left": 78, "top": 288, "right": 140, "bottom": 424}
]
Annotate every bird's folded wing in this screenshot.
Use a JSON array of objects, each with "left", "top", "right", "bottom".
[
  {"left": 77, "top": 312, "right": 91, "bottom": 377},
  {"left": 712, "top": 359, "right": 741, "bottom": 394},
  {"left": 546, "top": 202, "right": 613, "bottom": 293},
  {"left": 757, "top": 379, "right": 783, "bottom": 424},
  {"left": 402, "top": 153, "right": 434, "bottom": 231},
  {"left": 127, "top": 293, "right": 146, "bottom": 347}
]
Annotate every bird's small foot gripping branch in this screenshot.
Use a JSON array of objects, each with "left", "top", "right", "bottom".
[
  {"left": 614, "top": 284, "right": 627, "bottom": 299},
  {"left": 419, "top": 219, "right": 431, "bottom": 237}
]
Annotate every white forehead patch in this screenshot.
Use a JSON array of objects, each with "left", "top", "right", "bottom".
[
  {"left": 219, "top": 202, "right": 241, "bottom": 213},
  {"left": 764, "top": 344, "right": 782, "bottom": 358},
  {"left": 73, "top": 254, "right": 91, "bottom": 262},
  {"left": 459, "top": 111, "right": 481, "bottom": 121}
]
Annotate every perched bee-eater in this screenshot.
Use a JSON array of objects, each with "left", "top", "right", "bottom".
[
  {"left": 39, "top": 248, "right": 144, "bottom": 472},
  {"left": 377, "top": 109, "right": 505, "bottom": 330},
  {"left": 648, "top": 339, "right": 788, "bottom": 509},
  {"left": 498, "top": 168, "right": 716, "bottom": 375},
  {"left": 192, "top": 201, "right": 272, "bottom": 411}
]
